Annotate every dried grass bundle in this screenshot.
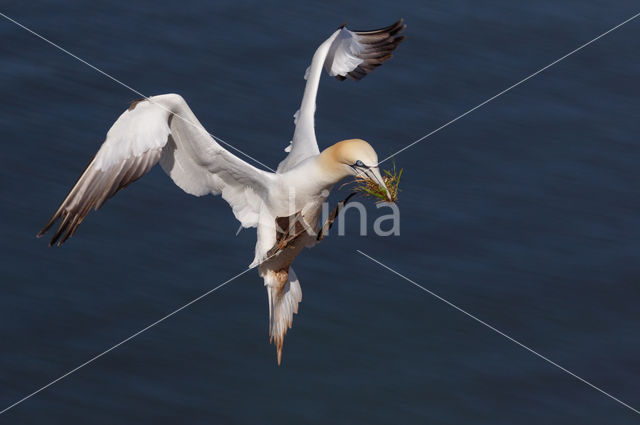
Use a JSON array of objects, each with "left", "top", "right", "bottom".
[{"left": 352, "top": 163, "right": 402, "bottom": 203}]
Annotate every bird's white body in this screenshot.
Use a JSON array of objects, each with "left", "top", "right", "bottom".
[{"left": 40, "top": 20, "right": 406, "bottom": 363}]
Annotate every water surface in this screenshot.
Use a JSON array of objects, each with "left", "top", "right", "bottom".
[{"left": 1, "top": 1, "right": 639, "bottom": 423}]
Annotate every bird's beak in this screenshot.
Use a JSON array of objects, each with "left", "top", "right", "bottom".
[{"left": 366, "top": 167, "right": 392, "bottom": 202}]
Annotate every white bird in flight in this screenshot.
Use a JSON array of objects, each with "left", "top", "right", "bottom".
[{"left": 39, "top": 20, "right": 406, "bottom": 364}]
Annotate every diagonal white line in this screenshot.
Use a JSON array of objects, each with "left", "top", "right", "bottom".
[
  {"left": 378, "top": 11, "right": 640, "bottom": 165},
  {"left": 356, "top": 250, "right": 640, "bottom": 416},
  {"left": 4, "top": 5, "right": 638, "bottom": 417},
  {"left": 0, "top": 265, "right": 254, "bottom": 415},
  {"left": 0, "top": 11, "right": 276, "bottom": 172}
]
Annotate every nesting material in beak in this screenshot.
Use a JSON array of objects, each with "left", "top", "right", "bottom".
[{"left": 352, "top": 163, "right": 402, "bottom": 203}]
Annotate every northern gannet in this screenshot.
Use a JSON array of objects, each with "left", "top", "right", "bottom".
[{"left": 38, "top": 20, "right": 406, "bottom": 364}]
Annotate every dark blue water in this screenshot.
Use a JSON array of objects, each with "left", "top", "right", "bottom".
[{"left": 1, "top": 1, "right": 639, "bottom": 423}]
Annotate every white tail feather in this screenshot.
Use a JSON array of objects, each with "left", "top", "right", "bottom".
[{"left": 264, "top": 267, "right": 302, "bottom": 364}]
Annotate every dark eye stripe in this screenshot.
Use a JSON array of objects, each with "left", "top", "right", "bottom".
[{"left": 349, "top": 160, "right": 373, "bottom": 171}]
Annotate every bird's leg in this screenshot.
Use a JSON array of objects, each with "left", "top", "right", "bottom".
[
  {"left": 316, "top": 192, "right": 357, "bottom": 241},
  {"left": 267, "top": 211, "right": 310, "bottom": 257}
]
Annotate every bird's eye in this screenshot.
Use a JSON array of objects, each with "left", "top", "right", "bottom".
[{"left": 355, "top": 160, "right": 365, "bottom": 167}]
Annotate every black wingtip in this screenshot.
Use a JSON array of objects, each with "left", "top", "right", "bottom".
[
  {"left": 337, "top": 20, "right": 406, "bottom": 82},
  {"left": 37, "top": 211, "right": 73, "bottom": 247},
  {"left": 37, "top": 214, "right": 59, "bottom": 246}
]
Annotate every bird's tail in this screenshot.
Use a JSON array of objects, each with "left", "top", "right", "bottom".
[{"left": 264, "top": 267, "right": 302, "bottom": 365}]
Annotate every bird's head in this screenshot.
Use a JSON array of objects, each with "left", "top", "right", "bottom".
[{"left": 319, "top": 139, "right": 392, "bottom": 201}]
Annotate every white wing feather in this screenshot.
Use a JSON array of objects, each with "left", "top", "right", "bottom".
[
  {"left": 39, "top": 93, "right": 273, "bottom": 245},
  {"left": 277, "top": 20, "right": 405, "bottom": 172},
  {"left": 324, "top": 29, "right": 364, "bottom": 77}
]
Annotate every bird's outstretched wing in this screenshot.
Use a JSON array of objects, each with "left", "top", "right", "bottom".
[
  {"left": 277, "top": 20, "right": 406, "bottom": 172},
  {"left": 39, "top": 94, "right": 274, "bottom": 246}
]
